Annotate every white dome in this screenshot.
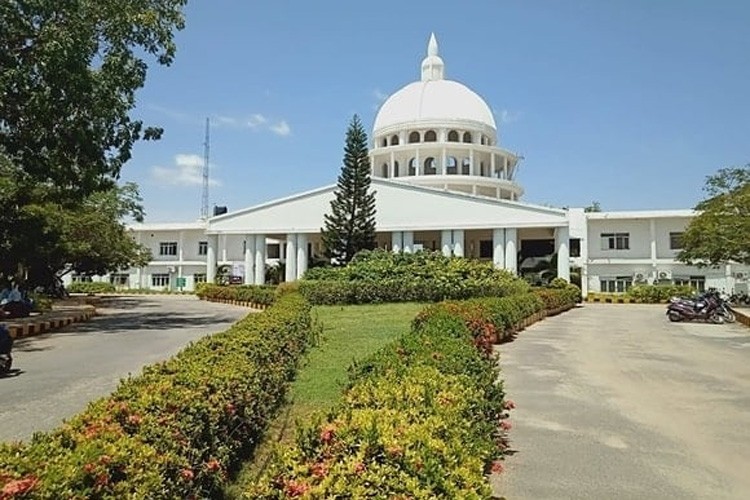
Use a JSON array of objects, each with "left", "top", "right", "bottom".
[{"left": 373, "top": 79, "right": 497, "bottom": 132}]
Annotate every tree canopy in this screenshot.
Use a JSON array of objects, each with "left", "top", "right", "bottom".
[
  {"left": 0, "top": 0, "right": 186, "bottom": 201},
  {"left": 321, "top": 115, "right": 377, "bottom": 265},
  {"left": 677, "top": 165, "right": 750, "bottom": 267},
  {"left": 0, "top": 0, "right": 186, "bottom": 286}
]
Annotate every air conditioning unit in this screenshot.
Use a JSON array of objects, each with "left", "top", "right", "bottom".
[
  {"left": 735, "top": 272, "right": 747, "bottom": 280},
  {"left": 657, "top": 270, "right": 672, "bottom": 280},
  {"left": 633, "top": 272, "right": 647, "bottom": 282}
]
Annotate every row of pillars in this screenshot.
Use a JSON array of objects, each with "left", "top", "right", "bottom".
[{"left": 205, "top": 226, "right": 570, "bottom": 284}]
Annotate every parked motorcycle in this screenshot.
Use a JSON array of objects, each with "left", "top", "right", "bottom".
[
  {"left": 0, "top": 324, "right": 13, "bottom": 374},
  {"left": 666, "top": 290, "right": 730, "bottom": 323}
]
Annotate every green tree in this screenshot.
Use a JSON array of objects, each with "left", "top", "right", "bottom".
[
  {"left": 584, "top": 201, "right": 602, "bottom": 213},
  {"left": 321, "top": 115, "right": 377, "bottom": 265},
  {"left": 0, "top": 0, "right": 187, "bottom": 201},
  {"left": 677, "top": 165, "right": 750, "bottom": 267}
]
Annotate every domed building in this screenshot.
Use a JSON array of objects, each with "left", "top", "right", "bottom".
[
  {"left": 83, "top": 34, "right": 747, "bottom": 298},
  {"left": 370, "top": 34, "right": 523, "bottom": 202}
]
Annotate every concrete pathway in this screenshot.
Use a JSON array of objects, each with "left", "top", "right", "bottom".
[
  {"left": 491, "top": 303, "right": 750, "bottom": 500},
  {"left": 0, "top": 295, "right": 248, "bottom": 442}
]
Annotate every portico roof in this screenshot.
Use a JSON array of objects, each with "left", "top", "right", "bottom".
[{"left": 207, "top": 178, "right": 568, "bottom": 235}]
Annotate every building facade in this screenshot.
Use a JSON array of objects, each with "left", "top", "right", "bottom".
[{"left": 65, "top": 34, "right": 748, "bottom": 297}]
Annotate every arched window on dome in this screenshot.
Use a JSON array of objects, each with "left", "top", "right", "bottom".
[
  {"left": 424, "top": 130, "right": 437, "bottom": 142},
  {"left": 381, "top": 138, "right": 388, "bottom": 147},
  {"left": 393, "top": 161, "right": 400, "bottom": 177},
  {"left": 424, "top": 157, "right": 437, "bottom": 175},
  {"left": 390, "top": 135, "right": 399, "bottom": 146},
  {"left": 408, "top": 158, "right": 417, "bottom": 176},
  {"left": 381, "top": 163, "right": 389, "bottom": 178},
  {"left": 461, "top": 158, "right": 471, "bottom": 175},
  {"left": 446, "top": 157, "right": 458, "bottom": 175},
  {"left": 462, "top": 132, "right": 473, "bottom": 144},
  {"left": 447, "top": 130, "right": 459, "bottom": 142},
  {"left": 408, "top": 131, "right": 421, "bottom": 143}
]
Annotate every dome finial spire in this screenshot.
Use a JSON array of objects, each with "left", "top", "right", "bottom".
[
  {"left": 428, "top": 32, "right": 439, "bottom": 57},
  {"left": 421, "top": 32, "right": 444, "bottom": 81}
]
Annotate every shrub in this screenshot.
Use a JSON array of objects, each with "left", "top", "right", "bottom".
[
  {"left": 67, "top": 282, "right": 116, "bottom": 294},
  {"left": 0, "top": 292, "right": 315, "bottom": 498},
  {"left": 627, "top": 284, "right": 695, "bottom": 303},
  {"left": 196, "top": 283, "right": 277, "bottom": 306},
  {"left": 299, "top": 249, "right": 529, "bottom": 305},
  {"left": 246, "top": 292, "right": 564, "bottom": 498}
]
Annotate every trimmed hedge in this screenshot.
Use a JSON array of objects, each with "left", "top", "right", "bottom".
[
  {"left": 246, "top": 293, "right": 559, "bottom": 498},
  {"left": 67, "top": 282, "right": 116, "bottom": 294},
  {"left": 0, "top": 292, "right": 315, "bottom": 498},
  {"left": 300, "top": 250, "right": 529, "bottom": 305},
  {"left": 196, "top": 283, "right": 278, "bottom": 306},
  {"left": 626, "top": 284, "right": 695, "bottom": 303}
]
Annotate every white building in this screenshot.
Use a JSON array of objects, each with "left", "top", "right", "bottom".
[{"left": 67, "top": 34, "right": 748, "bottom": 297}]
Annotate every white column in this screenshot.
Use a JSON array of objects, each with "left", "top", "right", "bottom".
[
  {"left": 206, "top": 234, "right": 218, "bottom": 283},
  {"left": 441, "top": 230, "right": 453, "bottom": 257},
  {"left": 504, "top": 228, "right": 517, "bottom": 274},
  {"left": 555, "top": 226, "right": 570, "bottom": 282},
  {"left": 402, "top": 231, "right": 414, "bottom": 253},
  {"left": 285, "top": 234, "right": 297, "bottom": 282},
  {"left": 254, "top": 235, "right": 266, "bottom": 285},
  {"left": 392, "top": 231, "right": 403, "bottom": 253},
  {"left": 649, "top": 219, "right": 657, "bottom": 266},
  {"left": 441, "top": 147, "right": 447, "bottom": 175},
  {"left": 296, "top": 233, "right": 308, "bottom": 280},
  {"left": 244, "top": 235, "right": 256, "bottom": 285},
  {"left": 220, "top": 234, "right": 227, "bottom": 263},
  {"left": 415, "top": 150, "right": 421, "bottom": 176},
  {"left": 452, "top": 229, "right": 464, "bottom": 257},
  {"left": 178, "top": 231, "right": 184, "bottom": 263},
  {"left": 469, "top": 149, "right": 475, "bottom": 175},
  {"left": 491, "top": 153, "right": 496, "bottom": 178},
  {"left": 492, "top": 228, "right": 505, "bottom": 269},
  {"left": 390, "top": 151, "right": 395, "bottom": 178},
  {"left": 503, "top": 156, "right": 509, "bottom": 179}
]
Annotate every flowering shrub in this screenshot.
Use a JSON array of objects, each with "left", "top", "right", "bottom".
[
  {"left": 247, "top": 295, "right": 520, "bottom": 498},
  {"left": 196, "top": 283, "right": 277, "bottom": 306},
  {"left": 67, "top": 281, "right": 116, "bottom": 294},
  {"left": 300, "top": 249, "right": 529, "bottom": 305},
  {"left": 0, "top": 292, "right": 315, "bottom": 498}
]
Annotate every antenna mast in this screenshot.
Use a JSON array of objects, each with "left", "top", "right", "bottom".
[{"left": 201, "top": 117, "right": 210, "bottom": 219}]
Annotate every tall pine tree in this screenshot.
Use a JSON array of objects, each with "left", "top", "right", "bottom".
[{"left": 321, "top": 115, "right": 377, "bottom": 265}]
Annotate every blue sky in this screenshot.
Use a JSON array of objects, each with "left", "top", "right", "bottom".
[{"left": 124, "top": 0, "right": 750, "bottom": 222}]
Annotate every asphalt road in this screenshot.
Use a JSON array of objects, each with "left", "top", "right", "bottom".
[
  {"left": 0, "top": 295, "right": 248, "bottom": 442},
  {"left": 491, "top": 303, "right": 750, "bottom": 500}
]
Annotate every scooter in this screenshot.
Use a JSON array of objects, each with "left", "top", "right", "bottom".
[
  {"left": 0, "top": 324, "right": 13, "bottom": 374},
  {"left": 666, "top": 290, "right": 724, "bottom": 323}
]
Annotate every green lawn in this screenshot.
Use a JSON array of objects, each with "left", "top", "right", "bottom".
[{"left": 226, "top": 301, "right": 425, "bottom": 497}]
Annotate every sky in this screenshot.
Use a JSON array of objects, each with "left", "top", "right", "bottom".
[{"left": 123, "top": 0, "right": 750, "bottom": 222}]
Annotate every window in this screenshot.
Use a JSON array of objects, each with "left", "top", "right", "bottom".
[
  {"left": 193, "top": 273, "right": 207, "bottom": 284},
  {"left": 198, "top": 241, "right": 208, "bottom": 255},
  {"left": 408, "top": 131, "right": 420, "bottom": 143},
  {"left": 461, "top": 158, "right": 471, "bottom": 175},
  {"left": 72, "top": 274, "right": 92, "bottom": 283},
  {"left": 159, "top": 242, "right": 177, "bottom": 256},
  {"left": 408, "top": 158, "right": 417, "bottom": 176},
  {"left": 447, "top": 130, "right": 459, "bottom": 142},
  {"left": 600, "top": 276, "right": 633, "bottom": 293},
  {"left": 380, "top": 138, "right": 387, "bottom": 147},
  {"left": 267, "top": 243, "right": 280, "bottom": 259},
  {"left": 462, "top": 132, "right": 472, "bottom": 143},
  {"left": 446, "top": 157, "right": 457, "bottom": 175},
  {"left": 674, "top": 276, "right": 705, "bottom": 292},
  {"left": 390, "top": 135, "right": 399, "bottom": 146},
  {"left": 381, "top": 163, "right": 389, "bottom": 178},
  {"left": 424, "top": 157, "right": 437, "bottom": 175},
  {"left": 424, "top": 130, "right": 437, "bottom": 142},
  {"left": 393, "top": 161, "right": 400, "bottom": 177},
  {"left": 479, "top": 240, "right": 493, "bottom": 259},
  {"left": 569, "top": 238, "right": 581, "bottom": 258},
  {"left": 600, "top": 233, "right": 629, "bottom": 250},
  {"left": 669, "top": 232, "right": 684, "bottom": 250},
  {"left": 109, "top": 273, "right": 129, "bottom": 286},
  {"left": 152, "top": 274, "right": 170, "bottom": 287}
]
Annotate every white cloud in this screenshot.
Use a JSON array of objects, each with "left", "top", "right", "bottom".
[
  {"left": 246, "top": 113, "right": 267, "bottom": 128},
  {"left": 270, "top": 120, "right": 291, "bottom": 136},
  {"left": 499, "top": 109, "right": 522, "bottom": 124},
  {"left": 151, "top": 153, "right": 221, "bottom": 187}
]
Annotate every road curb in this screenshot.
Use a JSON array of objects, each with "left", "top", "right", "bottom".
[{"left": 4, "top": 306, "right": 97, "bottom": 339}]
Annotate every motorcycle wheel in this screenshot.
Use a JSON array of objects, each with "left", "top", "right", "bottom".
[
  {"left": 709, "top": 313, "right": 725, "bottom": 324},
  {"left": 720, "top": 310, "right": 736, "bottom": 323},
  {"left": 0, "top": 356, "right": 11, "bottom": 374},
  {"left": 667, "top": 311, "right": 683, "bottom": 322}
]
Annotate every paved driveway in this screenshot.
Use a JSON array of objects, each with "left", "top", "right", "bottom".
[
  {"left": 0, "top": 295, "right": 248, "bottom": 442},
  {"left": 492, "top": 303, "right": 750, "bottom": 500}
]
